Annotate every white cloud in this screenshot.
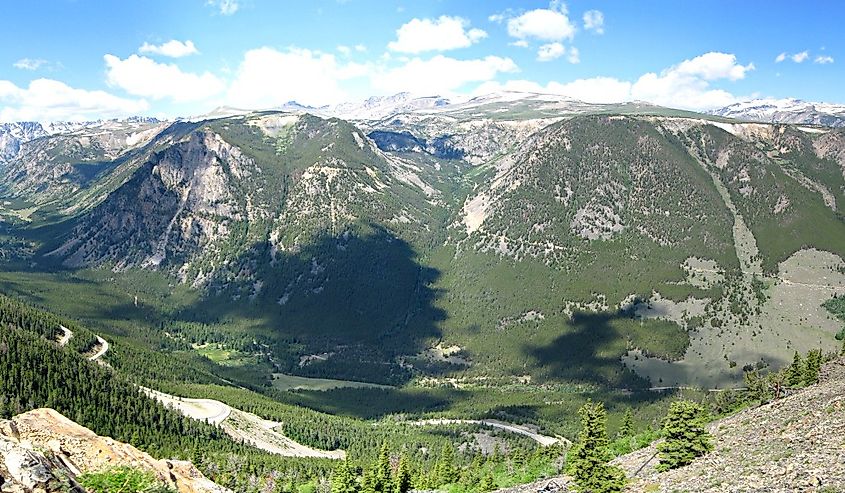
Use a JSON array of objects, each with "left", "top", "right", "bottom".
[
  {"left": 372, "top": 55, "right": 518, "bottom": 96},
  {"left": 388, "top": 16, "right": 487, "bottom": 53},
  {"left": 583, "top": 10, "right": 604, "bottom": 34},
  {"left": 791, "top": 51, "right": 809, "bottom": 63},
  {"left": 777, "top": 50, "right": 817, "bottom": 64},
  {"left": 510, "top": 40, "right": 530, "bottom": 48},
  {"left": 567, "top": 46, "right": 580, "bottom": 64},
  {"left": 337, "top": 45, "right": 352, "bottom": 56},
  {"left": 537, "top": 42, "right": 565, "bottom": 62},
  {"left": 207, "top": 0, "right": 238, "bottom": 15},
  {"left": 104, "top": 54, "right": 225, "bottom": 102},
  {"left": 354, "top": 44, "right": 367, "bottom": 52},
  {"left": 814, "top": 55, "right": 834, "bottom": 64},
  {"left": 672, "top": 52, "right": 753, "bottom": 81},
  {"left": 478, "top": 51, "right": 753, "bottom": 111},
  {"left": 139, "top": 40, "right": 199, "bottom": 58},
  {"left": 13, "top": 58, "right": 48, "bottom": 70},
  {"left": 629, "top": 52, "right": 753, "bottom": 109},
  {"left": 0, "top": 78, "right": 148, "bottom": 122},
  {"left": 227, "top": 47, "right": 368, "bottom": 108},
  {"left": 507, "top": 6, "right": 576, "bottom": 42}
]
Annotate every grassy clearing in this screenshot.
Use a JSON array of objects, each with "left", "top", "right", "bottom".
[{"left": 271, "top": 373, "right": 390, "bottom": 391}]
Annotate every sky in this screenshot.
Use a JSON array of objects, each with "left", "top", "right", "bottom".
[{"left": 0, "top": 0, "right": 842, "bottom": 122}]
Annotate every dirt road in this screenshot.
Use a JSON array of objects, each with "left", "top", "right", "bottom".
[
  {"left": 142, "top": 387, "right": 344, "bottom": 459},
  {"left": 142, "top": 387, "right": 232, "bottom": 425},
  {"left": 411, "top": 418, "right": 568, "bottom": 446},
  {"left": 57, "top": 325, "right": 72, "bottom": 346},
  {"left": 88, "top": 335, "right": 109, "bottom": 361}
]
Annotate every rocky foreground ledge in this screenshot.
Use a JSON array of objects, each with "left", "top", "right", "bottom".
[
  {"left": 498, "top": 356, "right": 845, "bottom": 493},
  {"left": 0, "top": 408, "right": 229, "bottom": 493}
]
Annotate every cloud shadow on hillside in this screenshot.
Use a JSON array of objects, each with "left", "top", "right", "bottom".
[
  {"left": 177, "top": 224, "right": 447, "bottom": 385},
  {"left": 524, "top": 310, "right": 651, "bottom": 390}
]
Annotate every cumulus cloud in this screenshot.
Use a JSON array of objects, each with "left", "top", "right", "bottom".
[
  {"left": 0, "top": 78, "right": 148, "bottom": 122},
  {"left": 775, "top": 52, "right": 787, "bottom": 63},
  {"left": 227, "top": 47, "right": 368, "bottom": 108},
  {"left": 671, "top": 52, "right": 753, "bottom": 80},
  {"left": 629, "top": 52, "right": 753, "bottom": 109},
  {"left": 388, "top": 16, "right": 487, "bottom": 53},
  {"left": 13, "top": 58, "right": 48, "bottom": 70},
  {"left": 537, "top": 42, "right": 565, "bottom": 62},
  {"left": 371, "top": 55, "right": 518, "bottom": 96},
  {"left": 814, "top": 55, "right": 834, "bottom": 64},
  {"left": 104, "top": 54, "right": 225, "bottom": 102},
  {"left": 583, "top": 10, "right": 604, "bottom": 34},
  {"left": 791, "top": 51, "right": 809, "bottom": 63},
  {"left": 139, "top": 40, "right": 199, "bottom": 58},
  {"left": 478, "top": 51, "right": 753, "bottom": 111},
  {"left": 207, "top": 0, "right": 238, "bottom": 15},
  {"left": 507, "top": 5, "right": 576, "bottom": 42}
]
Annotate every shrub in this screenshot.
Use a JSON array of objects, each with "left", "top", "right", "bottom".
[{"left": 78, "top": 467, "right": 175, "bottom": 493}]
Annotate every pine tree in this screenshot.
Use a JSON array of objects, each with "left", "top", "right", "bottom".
[
  {"left": 511, "top": 448, "right": 526, "bottom": 469},
  {"left": 361, "top": 467, "right": 377, "bottom": 493},
  {"left": 566, "top": 401, "right": 626, "bottom": 493},
  {"left": 435, "top": 443, "right": 458, "bottom": 486},
  {"left": 743, "top": 369, "right": 771, "bottom": 403},
  {"left": 656, "top": 400, "right": 713, "bottom": 471},
  {"left": 374, "top": 443, "right": 392, "bottom": 493},
  {"left": 393, "top": 454, "right": 412, "bottom": 493},
  {"left": 784, "top": 351, "right": 804, "bottom": 387},
  {"left": 479, "top": 472, "right": 496, "bottom": 492},
  {"left": 490, "top": 444, "right": 503, "bottom": 463},
  {"left": 803, "top": 349, "right": 822, "bottom": 386},
  {"left": 618, "top": 408, "right": 634, "bottom": 438},
  {"left": 331, "top": 460, "right": 358, "bottom": 493}
]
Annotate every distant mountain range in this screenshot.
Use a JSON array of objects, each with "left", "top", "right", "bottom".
[
  {"left": 5, "top": 93, "right": 845, "bottom": 135},
  {"left": 710, "top": 98, "right": 845, "bottom": 127}
]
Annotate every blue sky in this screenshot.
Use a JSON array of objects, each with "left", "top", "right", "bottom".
[{"left": 0, "top": 0, "right": 841, "bottom": 121}]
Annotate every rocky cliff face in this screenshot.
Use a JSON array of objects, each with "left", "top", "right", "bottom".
[
  {"left": 47, "top": 129, "right": 257, "bottom": 271},
  {"left": 0, "top": 408, "right": 229, "bottom": 493}
]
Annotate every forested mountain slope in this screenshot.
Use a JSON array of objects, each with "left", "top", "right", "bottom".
[{"left": 1, "top": 97, "right": 844, "bottom": 392}]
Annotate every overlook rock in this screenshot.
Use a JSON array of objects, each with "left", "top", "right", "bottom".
[{"left": 0, "top": 408, "right": 229, "bottom": 493}]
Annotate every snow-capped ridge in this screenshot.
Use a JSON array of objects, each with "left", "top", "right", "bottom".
[{"left": 711, "top": 98, "right": 845, "bottom": 127}]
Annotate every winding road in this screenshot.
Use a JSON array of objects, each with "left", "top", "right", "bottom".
[
  {"left": 410, "top": 418, "right": 569, "bottom": 446},
  {"left": 57, "top": 325, "right": 73, "bottom": 347},
  {"left": 88, "top": 335, "right": 109, "bottom": 361},
  {"left": 141, "top": 387, "right": 232, "bottom": 425},
  {"left": 142, "top": 386, "right": 344, "bottom": 459}
]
